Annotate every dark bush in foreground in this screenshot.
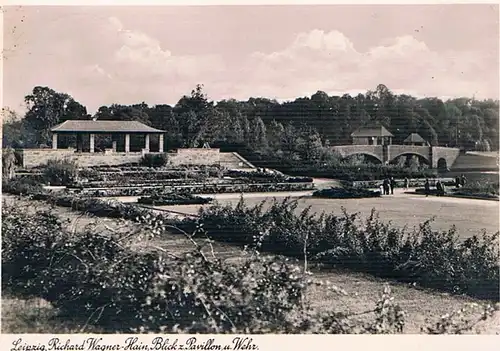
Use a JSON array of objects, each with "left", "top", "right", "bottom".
[
  {"left": 138, "top": 193, "right": 212, "bottom": 206},
  {"left": 313, "top": 187, "right": 381, "bottom": 199}
]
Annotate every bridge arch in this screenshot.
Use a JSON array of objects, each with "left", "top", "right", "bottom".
[
  {"left": 343, "top": 152, "right": 383, "bottom": 164},
  {"left": 390, "top": 152, "right": 431, "bottom": 166},
  {"left": 437, "top": 158, "right": 448, "bottom": 171}
]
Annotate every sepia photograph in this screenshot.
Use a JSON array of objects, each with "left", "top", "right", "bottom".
[{"left": 1, "top": 2, "right": 499, "bottom": 340}]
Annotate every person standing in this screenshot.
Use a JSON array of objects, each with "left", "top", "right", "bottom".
[
  {"left": 424, "top": 178, "right": 430, "bottom": 197},
  {"left": 404, "top": 177, "right": 409, "bottom": 190},
  {"left": 383, "top": 178, "right": 390, "bottom": 195},
  {"left": 390, "top": 177, "right": 395, "bottom": 195},
  {"left": 436, "top": 180, "right": 443, "bottom": 196}
]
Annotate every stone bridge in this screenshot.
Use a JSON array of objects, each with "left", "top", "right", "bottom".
[{"left": 332, "top": 145, "right": 460, "bottom": 169}]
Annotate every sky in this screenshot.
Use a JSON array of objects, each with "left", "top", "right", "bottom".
[{"left": 2, "top": 4, "right": 499, "bottom": 115}]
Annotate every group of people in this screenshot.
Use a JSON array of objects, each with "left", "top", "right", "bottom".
[
  {"left": 380, "top": 177, "right": 411, "bottom": 195},
  {"left": 424, "top": 178, "right": 446, "bottom": 196}
]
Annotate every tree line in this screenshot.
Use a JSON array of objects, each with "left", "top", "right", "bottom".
[{"left": 3, "top": 84, "right": 499, "bottom": 163}]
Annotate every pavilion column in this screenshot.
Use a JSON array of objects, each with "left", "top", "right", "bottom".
[
  {"left": 145, "top": 134, "right": 150, "bottom": 152},
  {"left": 52, "top": 133, "right": 58, "bottom": 149},
  {"left": 125, "top": 134, "right": 130, "bottom": 153},
  {"left": 89, "top": 134, "right": 95, "bottom": 153},
  {"left": 159, "top": 134, "right": 164, "bottom": 153},
  {"left": 76, "top": 134, "right": 83, "bottom": 152}
]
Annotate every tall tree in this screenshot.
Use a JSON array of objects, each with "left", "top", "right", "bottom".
[{"left": 24, "top": 86, "right": 89, "bottom": 145}]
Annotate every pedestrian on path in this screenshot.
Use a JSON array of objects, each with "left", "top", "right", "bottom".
[
  {"left": 424, "top": 178, "right": 430, "bottom": 197},
  {"left": 390, "top": 177, "right": 395, "bottom": 195},
  {"left": 383, "top": 178, "right": 390, "bottom": 195},
  {"left": 404, "top": 177, "right": 409, "bottom": 190}
]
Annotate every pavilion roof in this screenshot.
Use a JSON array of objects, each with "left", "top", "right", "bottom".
[
  {"left": 404, "top": 133, "right": 426, "bottom": 143},
  {"left": 51, "top": 120, "right": 165, "bottom": 134}
]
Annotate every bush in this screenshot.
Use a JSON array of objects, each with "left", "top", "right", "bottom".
[
  {"left": 4, "top": 181, "right": 499, "bottom": 301},
  {"left": 4, "top": 203, "right": 498, "bottom": 334},
  {"left": 188, "top": 198, "right": 499, "bottom": 300},
  {"left": 0, "top": 204, "right": 404, "bottom": 333},
  {"left": 140, "top": 153, "right": 169, "bottom": 168},
  {"left": 42, "top": 158, "right": 79, "bottom": 186},
  {"left": 313, "top": 187, "right": 381, "bottom": 199}
]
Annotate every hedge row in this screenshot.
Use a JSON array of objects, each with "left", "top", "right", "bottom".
[{"left": 278, "top": 164, "right": 437, "bottom": 181}]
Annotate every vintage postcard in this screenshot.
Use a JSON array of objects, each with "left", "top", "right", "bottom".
[{"left": 1, "top": 1, "right": 499, "bottom": 349}]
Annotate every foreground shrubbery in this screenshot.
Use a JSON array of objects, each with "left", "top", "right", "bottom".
[
  {"left": 3, "top": 203, "right": 498, "bottom": 334},
  {"left": 1, "top": 204, "right": 404, "bottom": 333},
  {"left": 184, "top": 198, "right": 499, "bottom": 301},
  {"left": 3, "top": 179, "right": 499, "bottom": 301},
  {"left": 313, "top": 187, "right": 381, "bottom": 199},
  {"left": 138, "top": 193, "right": 212, "bottom": 206}
]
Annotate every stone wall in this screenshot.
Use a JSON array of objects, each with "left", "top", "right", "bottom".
[
  {"left": 168, "top": 148, "right": 221, "bottom": 166},
  {"left": 19, "top": 149, "right": 144, "bottom": 168},
  {"left": 431, "top": 147, "right": 460, "bottom": 169},
  {"left": 20, "top": 149, "right": 75, "bottom": 168}
]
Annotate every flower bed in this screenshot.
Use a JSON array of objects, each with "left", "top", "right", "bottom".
[
  {"left": 312, "top": 187, "right": 381, "bottom": 199},
  {"left": 224, "top": 170, "right": 313, "bottom": 183},
  {"left": 137, "top": 193, "right": 212, "bottom": 206},
  {"left": 76, "top": 182, "right": 315, "bottom": 197}
]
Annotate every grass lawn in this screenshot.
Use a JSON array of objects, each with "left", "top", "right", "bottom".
[{"left": 3, "top": 196, "right": 499, "bottom": 334}]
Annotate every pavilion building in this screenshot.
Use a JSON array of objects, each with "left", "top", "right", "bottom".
[
  {"left": 50, "top": 120, "right": 166, "bottom": 153},
  {"left": 403, "top": 133, "right": 428, "bottom": 146},
  {"left": 350, "top": 125, "right": 394, "bottom": 146}
]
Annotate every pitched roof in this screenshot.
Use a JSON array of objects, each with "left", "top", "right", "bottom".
[
  {"left": 404, "top": 133, "right": 426, "bottom": 143},
  {"left": 351, "top": 125, "right": 394, "bottom": 138},
  {"left": 51, "top": 120, "right": 165, "bottom": 133}
]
